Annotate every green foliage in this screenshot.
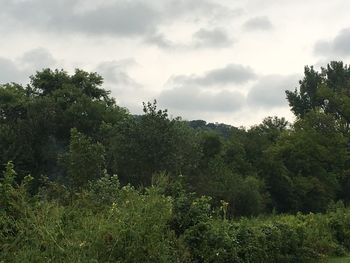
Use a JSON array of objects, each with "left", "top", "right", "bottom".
[
  {"left": 100, "top": 100, "right": 200, "bottom": 185},
  {"left": 264, "top": 111, "right": 347, "bottom": 212},
  {"left": 0, "top": 169, "right": 185, "bottom": 263},
  {"left": 2, "top": 63, "right": 350, "bottom": 261},
  {"left": 182, "top": 220, "right": 241, "bottom": 263},
  {"left": 1, "top": 165, "right": 350, "bottom": 262},
  {"left": 196, "top": 154, "right": 267, "bottom": 217},
  {"left": 182, "top": 209, "right": 350, "bottom": 263},
  {"left": 286, "top": 61, "right": 350, "bottom": 127},
  {"left": 200, "top": 132, "right": 223, "bottom": 160},
  {"left": 325, "top": 257, "right": 350, "bottom": 263},
  {"left": 59, "top": 128, "right": 106, "bottom": 188},
  {"left": 156, "top": 174, "right": 213, "bottom": 236},
  {"left": 235, "top": 176, "right": 266, "bottom": 217},
  {"left": 0, "top": 69, "right": 128, "bottom": 186}
]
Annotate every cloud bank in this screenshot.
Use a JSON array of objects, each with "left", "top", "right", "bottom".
[
  {"left": 169, "top": 64, "right": 257, "bottom": 88},
  {"left": 314, "top": 28, "right": 350, "bottom": 57}
]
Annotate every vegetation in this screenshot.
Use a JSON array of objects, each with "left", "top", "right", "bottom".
[
  {"left": 1, "top": 62, "right": 350, "bottom": 262},
  {"left": 325, "top": 257, "right": 350, "bottom": 263}
]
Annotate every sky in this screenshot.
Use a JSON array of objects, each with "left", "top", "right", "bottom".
[{"left": 1, "top": 0, "right": 350, "bottom": 127}]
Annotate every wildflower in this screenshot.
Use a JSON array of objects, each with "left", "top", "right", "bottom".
[{"left": 111, "top": 202, "right": 118, "bottom": 213}]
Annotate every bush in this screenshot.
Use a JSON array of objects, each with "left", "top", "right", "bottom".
[
  {"left": 2, "top": 164, "right": 350, "bottom": 262},
  {"left": 0, "top": 171, "right": 185, "bottom": 263}
]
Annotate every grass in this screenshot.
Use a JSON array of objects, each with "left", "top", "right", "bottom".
[{"left": 324, "top": 256, "right": 350, "bottom": 263}]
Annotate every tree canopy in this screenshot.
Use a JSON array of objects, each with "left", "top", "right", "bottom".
[{"left": 0, "top": 62, "right": 350, "bottom": 217}]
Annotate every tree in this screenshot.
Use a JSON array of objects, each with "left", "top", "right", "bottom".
[
  {"left": 286, "top": 65, "right": 323, "bottom": 118},
  {"left": 286, "top": 61, "right": 350, "bottom": 128},
  {"left": 60, "top": 128, "right": 105, "bottom": 188},
  {"left": 100, "top": 100, "right": 201, "bottom": 185},
  {"left": 29, "top": 68, "right": 111, "bottom": 103},
  {"left": 284, "top": 62, "right": 350, "bottom": 210},
  {"left": 264, "top": 111, "right": 348, "bottom": 212},
  {"left": 200, "top": 132, "right": 223, "bottom": 160},
  {"left": 0, "top": 84, "right": 35, "bottom": 178},
  {"left": 0, "top": 69, "right": 128, "bottom": 185}
]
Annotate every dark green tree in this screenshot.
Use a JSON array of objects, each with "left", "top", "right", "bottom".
[
  {"left": 60, "top": 128, "right": 105, "bottom": 188},
  {"left": 286, "top": 61, "right": 350, "bottom": 129},
  {"left": 265, "top": 111, "right": 347, "bottom": 212},
  {"left": 0, "top": 69, "right": 128, "bottom": 186}
]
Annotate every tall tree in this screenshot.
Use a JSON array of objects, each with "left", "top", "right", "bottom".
[{"left": 286, "top": 61, "right": 350, "bottom": 129}]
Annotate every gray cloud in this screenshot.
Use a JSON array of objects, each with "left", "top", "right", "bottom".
[
  {"left": 0, "top": 0, "right": 243, "bottom": 52},
  {"left": 144, "top": 33, "right": 175, "bottom": 49},
  {"left": 158, "top": 86, "right": 245, "bottom": 112},
  {"left": 162, "top": 0, "right": 243, "bottom": 22},
  {"left": 0, "top": 48, "right": 58, "bottom": 85},
  {"left": 314, "top": 28, "right": 350, "bottom": 57},
  {"left": 0, "top": 0, "right": 73, "bottom": 30},
  {"left": 243, "top": 16, "right": 273, "bottom": 31},
  {"left": 0, "top": 58, "right": 27, "bottom": 84},
  {"left": 170, "top": 64, "right": 257, "bottom": 87},
  {"left": 145, "top": 28, "right": 234, "bottom": 50},
  {"left": 160, "top": 73, "right": 301, "bottom": 120},
  {"left": 95, "top": 59, "right": 141, "bottom": 88},
  {"left": 314, "top": 41, "right": 331, "bottom": 55},
  {"left": 193, "top": 28, "right": 234, "bottom": 48},
  {"left": 0, "top": 0, "right": 158, "bottom": 36},
  {"left": 20, "top": 48, "right": 57, "bottom": 69},
  {"left": 72, "top": 2, "right": 158, "bottom": 36},
  {"left": 0, "top": 0, "right": 239, "bottom": 44},
  {"left": 247, "top": 74, "right": 300, "bottom": 108},
  {"left": 158, "top": 63, "right": 254, "bottom": 113}
]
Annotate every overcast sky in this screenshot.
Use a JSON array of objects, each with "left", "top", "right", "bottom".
[{"left": 1, "top": 0, "right": 350, "bottom": 127}]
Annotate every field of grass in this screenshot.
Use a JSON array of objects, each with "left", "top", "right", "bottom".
[{"left": 325, "top": 257, "right": 350, "bottom": 263}]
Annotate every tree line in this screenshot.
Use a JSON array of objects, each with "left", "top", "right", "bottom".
[{"left": 1, "top": 61, "right": 350, "bottom": 217}]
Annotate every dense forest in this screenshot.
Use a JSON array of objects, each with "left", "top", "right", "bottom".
[{"left": 1, "top": 61, "right": 350, "bottom": 262}]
